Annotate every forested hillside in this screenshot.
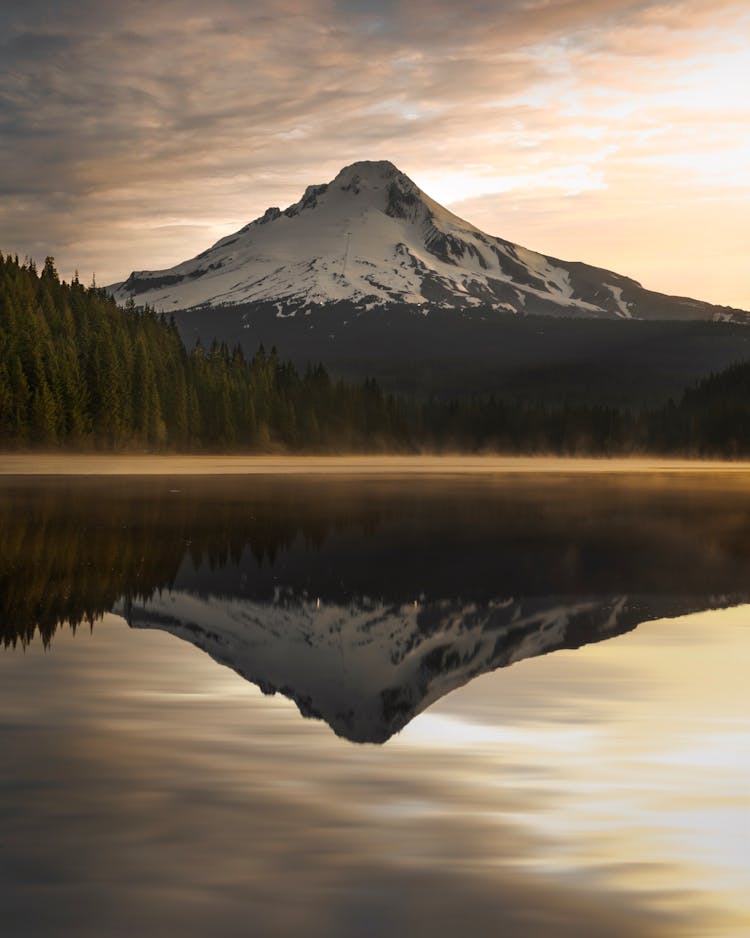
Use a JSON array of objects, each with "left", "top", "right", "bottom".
[
  {"left": 2, "top": 251, "right": 750, "bottom": 456},
  {"left": 0, "top": 253, "right": 406, "bottom": 450}
]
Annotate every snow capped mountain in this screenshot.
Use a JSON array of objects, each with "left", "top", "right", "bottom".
[
  {"left": 110, "top": 160, "right": 747, "bottom": 321},
  {"left": 119, "top": 589, "right": 743, "bottom": 743}
]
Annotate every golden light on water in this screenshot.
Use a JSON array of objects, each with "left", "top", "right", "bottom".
[
  {"left": 2, "top": 604, "right": 747, "bottom": 936},
  {"left": 396, "top": 607, "right": 750, "bottom": 932}
]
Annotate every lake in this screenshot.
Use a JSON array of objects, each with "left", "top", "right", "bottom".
[{"left": 0, "top": 463, "right": 748, "bottom": 937}]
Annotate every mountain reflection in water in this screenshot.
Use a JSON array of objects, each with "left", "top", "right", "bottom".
[{"left": 2, "top": 472, "right": 750, "bottom": 742}]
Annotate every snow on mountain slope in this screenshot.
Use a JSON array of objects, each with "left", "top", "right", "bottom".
[
  {"left": 117, "top": 589, "right": 741, "bottom": 743},
  {"left": 110, "top": 160, "right": 748, "bottom": 321}
]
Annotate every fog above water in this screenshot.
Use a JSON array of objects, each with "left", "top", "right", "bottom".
[{"left": 6, "top": 453, "right": 750, "bottom": 475}]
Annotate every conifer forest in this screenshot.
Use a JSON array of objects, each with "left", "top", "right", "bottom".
[{"left": 2, "top": 251, "right": 750, "bottom": 456}]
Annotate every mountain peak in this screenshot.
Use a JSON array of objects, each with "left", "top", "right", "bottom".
[
  {"left": 246, "top": 161, "right": 413, "bottom": 230},
  {"left": 334, "top": 159, "right": 401, "bottom": 184},
  {"left": 110, "top": 161, "right": 749, "bottom": 323},
  {"left": 327, "top": 159, "right": 423, "bottom": 222}
]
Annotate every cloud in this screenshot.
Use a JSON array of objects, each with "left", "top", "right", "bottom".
[{"left": 0, "top": 0, "right": 747, "bottom": 306}]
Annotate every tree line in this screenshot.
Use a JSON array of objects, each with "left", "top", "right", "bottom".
[
  {"left": 0, "top": 253, "right": 407, "bottom": 450},
  {"left": 2, "top": 250, "right": 750, "bottom": 455}
]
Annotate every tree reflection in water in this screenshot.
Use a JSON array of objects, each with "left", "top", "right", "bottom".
[{"left": 2, "top": 472, "right": 750, "bottom": 741}]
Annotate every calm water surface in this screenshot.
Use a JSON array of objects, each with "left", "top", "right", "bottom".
[{"left": 0, "top": 470, "right": 748, "bottom": 937}]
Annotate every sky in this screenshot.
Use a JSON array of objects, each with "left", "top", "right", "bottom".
[{"left": 0, "top": 0, "right": 748, "bottom": 308}]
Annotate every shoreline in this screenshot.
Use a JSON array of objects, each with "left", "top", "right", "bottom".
[{"left": 3, "top": 453, "right": 750, "bottom": 476}]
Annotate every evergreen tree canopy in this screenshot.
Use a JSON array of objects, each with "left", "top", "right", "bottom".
[
  {"left": 0, "top": 253, "right": 408, "bottom": 452},
  {"left": 2, "top": 251, "right": 750, "bottom": 456}
]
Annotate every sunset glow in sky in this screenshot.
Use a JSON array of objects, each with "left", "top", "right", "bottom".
[{"left": 1, "top": 0, "right": 748, "bottom": 307}]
